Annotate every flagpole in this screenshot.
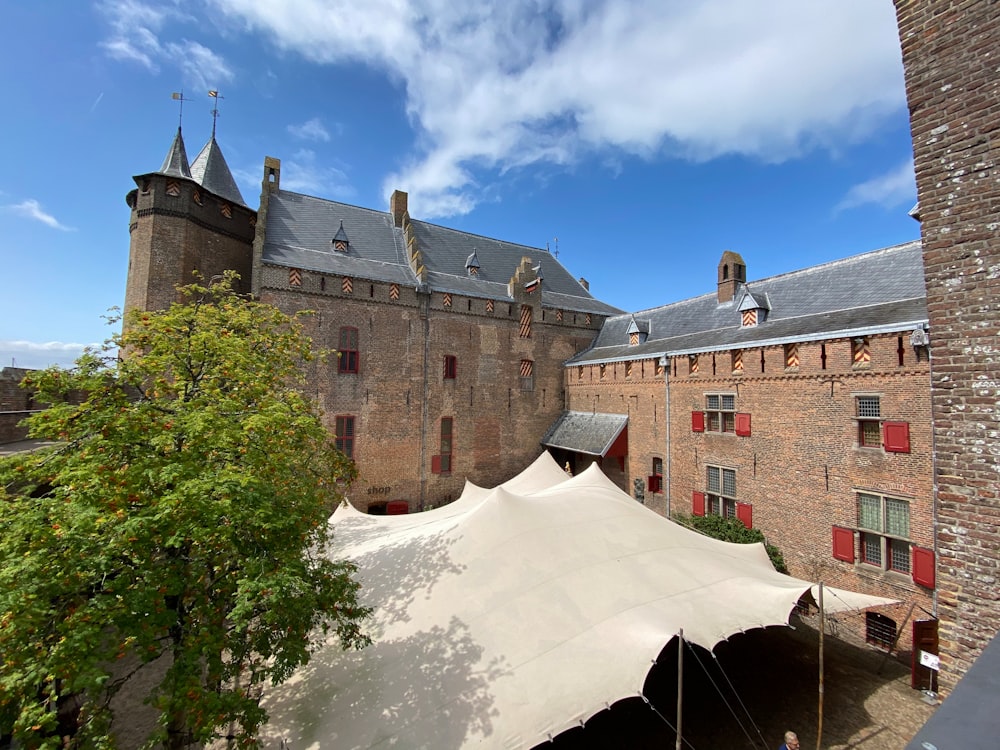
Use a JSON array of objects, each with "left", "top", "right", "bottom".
[
  {"left": 676, "top": 629, "right": 683, "bottom": 750},
  {"left": 816, "top": 583, "right": 824, "bottom": 750}
]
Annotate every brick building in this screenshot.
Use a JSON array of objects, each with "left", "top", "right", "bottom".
[
  {"left": 125, "top": 130, "right": 620, "bottom": 512},
  {"left": 894, "top": 0, "right": 1000, "bottom": 689},
  {"left": 556, "top": 242, "right": 936, "bottom": 655},
  {"left": 0, "top": 367, "right": 37, "bottom": 445}
]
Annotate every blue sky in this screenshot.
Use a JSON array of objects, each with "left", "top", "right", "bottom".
[{"left": 0, "top": 0, "right": 918, "bottom": 369}]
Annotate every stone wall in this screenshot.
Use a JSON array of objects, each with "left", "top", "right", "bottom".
[{"left": 894, "top": 0, "right": 1000, "bottom": 687}]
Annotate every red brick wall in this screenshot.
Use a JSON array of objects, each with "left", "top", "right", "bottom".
[
  {"left": 895, "top": 0, "right": 1000, "bottom": 686},
  {"left": 0, "top": 368, "right": 36, "bottom": 444},
  {"left": 568, "top": 333, "right": 934, "bottom": 654},
  {"left": 262, "top": 266, "right": 601, "bottom": 512}
]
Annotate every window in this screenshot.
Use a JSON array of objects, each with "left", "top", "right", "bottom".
[
  {"left": 439, "top": 417, "right": 453, "bottom": 474},
  {"left": 706, "top": 465, "right": 737, "bottom": 519},
  {"left": 335, "top": 416, "right": 355, "bottom": 459},
  {"left": 856, "top": 396, "right": 881, "bottom": 447},
  {"left": 444, "top": 355, "right": 457, "bottom": 380},
  {"left": 648, "top": 457, "right": 664, "bottom": 493},
  {"left": 866, "top": 612, "right": 897, "bottom": 650},
  {"left": 338, "top": 327, "right": 359, "bottom": 374},
  {"left": 706, "top": 393, "right": 736, "bottom": 433},
  {"left": 858, "top": 492, "right": 911, "bottom": 573},
  {"left": 520, "top": 359, "right": 534, "bottom": 391}
]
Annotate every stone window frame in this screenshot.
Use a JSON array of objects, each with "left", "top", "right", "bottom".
[
  {"left": 857, "top": 491, "right": 911, "bottom": 574},
  {"left": 706, "top": 465, "right": 738, "bottom": 519},
  {"left": 335, "top": 415, "right": 355, "bottom": 459},
  {"left": 705, "top": 393, "right": 736, "bottom": 433},
  {"left": 338, "top": 326, "right": 359, "bottom": 374},
  {"left": 856, "top": 395, "right": 882, "bottom": 448}
]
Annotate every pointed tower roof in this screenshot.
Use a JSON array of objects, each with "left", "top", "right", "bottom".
[
  {"left": 157, "top": 127, "right": 193, "bottom": 179},
  {"left": 190, "top": 136, "right": 246, "bottom": 207}
]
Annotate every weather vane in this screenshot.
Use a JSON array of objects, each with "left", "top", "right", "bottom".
[
  {"left": 170, "top": 91, "right": 192, "bottom": 128},
  {"left": 208, "top": 89, "right": 224, "bottom": 138}
]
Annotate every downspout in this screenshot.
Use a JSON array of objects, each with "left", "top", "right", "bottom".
[
  {"left": 418, "top": 287, "right": 431, "bottom": 510},
  {"left": 662, "top": 355, "right": 672, "bottom": 518}
]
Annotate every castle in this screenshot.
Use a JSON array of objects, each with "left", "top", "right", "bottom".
[{"left": 121, "top": 0, "right": 1000, "bottom": 695}]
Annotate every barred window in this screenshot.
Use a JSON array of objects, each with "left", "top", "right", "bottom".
[
  {"left": 335, "top": 415, "right": 355, "bottom": 459},
  {"left": 857, "top": 396, "right": 881, "bottom": 447},
  {"left": 338, "top": 327, "right": 359, "bottom": 374}
]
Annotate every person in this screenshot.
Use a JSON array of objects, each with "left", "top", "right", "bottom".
[{"left": 778, "top": 730, "right": 800, "bottom": 750}]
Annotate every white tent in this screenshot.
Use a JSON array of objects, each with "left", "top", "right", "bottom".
[{"left": 257, "top": 452, "right": 893, "bottom": 749}]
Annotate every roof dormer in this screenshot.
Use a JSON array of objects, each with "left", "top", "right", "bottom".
[
  {"left": 738, "top": 289, "right": 769, "bottom": 327},
  {"left": 332, "top": 221, "right": 349, "bottom": 253},
  {"left": 627, "top": 317, "right": 650, "bottom": 346},
  {"left": 466, "top": 250, "right": 481, "bottom": 277}
]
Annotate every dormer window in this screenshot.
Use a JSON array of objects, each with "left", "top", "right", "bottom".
[
  {"left": 466, "top": 250, "right": 480, "bottom": 277},
  {"left": 627, "top": 317, "right": 650, "bottom": 346},
  {"left": 332, "top": 221, "right": 349, "bottom": 253},
  {"left": 738, "top": 289, "right": 769, "bottom": 328}
]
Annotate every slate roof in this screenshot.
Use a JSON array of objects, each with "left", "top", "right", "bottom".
[
  {"left": 158, "top": 128, "right": 192, "bottom": 179},
  {"left": 569, "top": 240, "right": 927, "bottom": 365},
  {"left": 190, "top": 137, "right": 246, "bottom": 207},
  {"left": 261, "top": 189, "right": 623, "bottom": 315},
  {"left": 541, "top": 411, "right": 629, "bottom": 456}
]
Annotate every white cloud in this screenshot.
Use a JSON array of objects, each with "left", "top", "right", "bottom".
[
  {"left": 214, "top": 0, "right": 906, "bottom": 219},
  {"left": 836, "top": 159, "right": 916, "bottom": 213},
  {"left": 5, "top": 200, "right": 75, "bottom": 231},
  {"left": 0, "top": 340, "right": 101, "bottom": 370},
  {"left": 97, "top": 0, "right": 232, "bottom": 90},
  {"left": 288, "top": 117, "right": 333, "bottom": 142}
]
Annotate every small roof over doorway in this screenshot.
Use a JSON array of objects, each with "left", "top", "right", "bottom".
[{"left": 541, "top": 410, "right": 628, "bottom": 456}]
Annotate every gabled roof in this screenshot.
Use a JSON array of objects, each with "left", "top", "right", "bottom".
[
  {"left": 157, "top": 128, "right": 192, "bottom": 179},
  {"left": 570, "top": 240, "right": 926, "bottom": 365},
  {"left": 190, "top": 137, "right": 246, "bottom": 207},
  {"left": 260, "top": 189, "right": 623, "bottom": 315},
  {"left": 737, "top": 289, "right": 769, "bottom": 312}
]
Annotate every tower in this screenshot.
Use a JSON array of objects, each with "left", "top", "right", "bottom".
[{"left": 124, "top": 127, "right": 256, "bottom": 315}]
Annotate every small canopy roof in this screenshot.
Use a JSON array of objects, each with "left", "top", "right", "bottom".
[
  {"left": 257, "top": 453, "right": 894, "bottom": 749},
  {"left": 541, "top": 410, "right": 628, "bottom": 456}
]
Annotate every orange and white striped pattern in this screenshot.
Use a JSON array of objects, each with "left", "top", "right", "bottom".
[{"left": 519, "top": 305, "right": 532, "bottom": 338}]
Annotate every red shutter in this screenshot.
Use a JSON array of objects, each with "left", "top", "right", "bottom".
[
  {"left": 832, "top": 526, "right": 855, "bottom": 562},
  {"left": 736, "top": 502, "right": 752, "bottom": 529},
  {"left": 431, "top": 455, "right": 442, "bottom": 474},
  {"left": 692, "top": 491, "right": 705, "bottom": 516},
  {"left": 386, "top": 500, "right": 409, "bottom": 515},
  {"left": 692, "top": 411, "right": 705, "bottom": 432},
  {"left": 647, "top": 475, "right": 662, "bottom": 493},
  {"left": 912, "top": 546, "right": 935, "bottom": 588},
  {"left": 735, "top": 412, "right": 752, "bottom": 437},
  {"left": 883, "top": 421, "right": 911, "bottom": 453}
]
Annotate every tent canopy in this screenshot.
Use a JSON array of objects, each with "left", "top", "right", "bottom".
[{"left": 257, "top": 452, "right": 894, "bottom": 749}]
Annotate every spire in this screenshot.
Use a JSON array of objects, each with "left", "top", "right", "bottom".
[
  {"left": 190, "top": 136, "right": 246, "bottom": 207},
  {"left": 157, "top": 127, "right": 192, "bottom": 179}
]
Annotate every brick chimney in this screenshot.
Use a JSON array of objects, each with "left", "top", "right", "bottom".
[
  {"left": 390, "top": 190, "right": 408, "bottom": 228},
  {"left": 579, "top": 277, "right": 590, "bottom": 291},
  {"left": 717, "top": 250, "right": 746, "bottom": 303}
]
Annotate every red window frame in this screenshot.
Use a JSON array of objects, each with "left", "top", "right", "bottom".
[
  {"left": 338, "top": 327, "right": 359, "bottom": 374},
  {"left": 335, "top": 415, "right": 355, "bottom": 459}
]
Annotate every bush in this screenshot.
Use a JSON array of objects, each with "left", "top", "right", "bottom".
[{"left": 675, "top": 513, "right": 787, "bottom": 573}]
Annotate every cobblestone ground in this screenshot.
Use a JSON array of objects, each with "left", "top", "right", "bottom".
[{"left": 542, "top": 616, "right": 938, "bottom": 750}]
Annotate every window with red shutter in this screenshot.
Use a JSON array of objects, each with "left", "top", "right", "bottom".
[
  {"left": 431, "top": 455, "right": 442, "bottom": 474},
  {"left": 647, "top": 475, "right": 661, "bottom": 493},
  {"left": 692, "top": 411, "right": 705, "bottom": 432},
  {"left": 735, "top": 412, "right": 751, "bottom": 437},
  {"left": 736, "top": 502, "right": 752, "bottom": 529},
  {"left": 912, "top": 546, "right": 935, "bottom": 588},
  {"left": 692, "top": 491, "right": 705, "bottom": 516},
  {"left": 832, "top": 526, "right": 855, "bottom": 563},
  {"left": 883, "top": 421, "right": 911, "bottom": 453}
]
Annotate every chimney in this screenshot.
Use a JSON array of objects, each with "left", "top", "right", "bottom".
[
  {"left": 263, "top": 156, "right": 281, "bottom": 193},
  {"left": 390, "top": 190, "right": 408, "bottom": 228},
  {"left": 579, "top": 277, "right": 590, "bottom": 291},
  {"left": 717, "top": 250, "right": 746, "bottom": 303}
]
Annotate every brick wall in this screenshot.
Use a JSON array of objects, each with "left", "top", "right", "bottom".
[
  {"left": 568, "top": 332, "right": 935, "bottom": 654},
  {"left": 262, "top": 267, "right": 601, "bottom": 512},
  {"left": 0, "top": 368, "right": 36, "bottom": 444},
  {"left": 895, "top": 0, "right": 1000, "bottom": 686},
  {"left": 125, "top": 174, "right": 254, "bottom": 316}
]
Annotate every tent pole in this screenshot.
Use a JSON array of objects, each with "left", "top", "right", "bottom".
[
  {"left": 816, "top": 583, "right": 824, "bottom": 750},
  {"left": 676, "top": 629, "right": 684, "bottom": 750}
]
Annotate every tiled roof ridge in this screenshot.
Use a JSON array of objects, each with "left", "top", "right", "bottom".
[
  {"left": 276, "top": 188, "right": 395, "bottom": 219},
  {"left": 619, "top": 239, "right": 923, "bottom": 319},
  {"left": 411, "top": 216, "right": 550, "bottom": 255}
]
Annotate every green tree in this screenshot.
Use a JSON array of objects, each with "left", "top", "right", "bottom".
[
  {"left": 0, "top": 275, "right": 369, "bottom": 749},
  {"left": 677, "top": 513, "right": 788, "bottom": 574}
]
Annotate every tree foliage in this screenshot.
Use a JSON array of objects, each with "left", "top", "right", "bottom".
[
  {"left": 0, "top": 275, "right": 370, "bottom": 749},
  {"left": 677, "top": 513, "right": 788, "bottom": 574}
]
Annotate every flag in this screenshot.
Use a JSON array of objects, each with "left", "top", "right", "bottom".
[
  {"left": 171, "top": 92, "right": 182, "bottom": 99},
  {"left": 208, "top": 90, "right": 218, "bottom": 97}
]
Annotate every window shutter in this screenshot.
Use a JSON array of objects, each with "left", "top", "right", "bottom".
[
  {"left": 883, "top": 421, "right": 911, "bottom": 453},
  {"left": 736, "top": 502, "right": 752, "bottom": 529},
  {"left": 735, "top": 412, "right": 752, "bottom": 437},
  {"left": 386, "top": 500, "right": 409, "bottom": 515},
  {"left": 832, "top": 526, "right": 855, "bottom": 563},
  {"left": 692, "top": 491, "right": 705, "bottom": 516},
  {"left": 692, "top": 411, "right": 705, "bottom": 432},
  {"left": 647, "top": 475, "right": 661, "bottom": 493},
  {"left": 912, "top": 546, "right": 935, "bottom": 588},
  {"left": 431, "top": 455, "right": 442, "bottom": 474}
]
